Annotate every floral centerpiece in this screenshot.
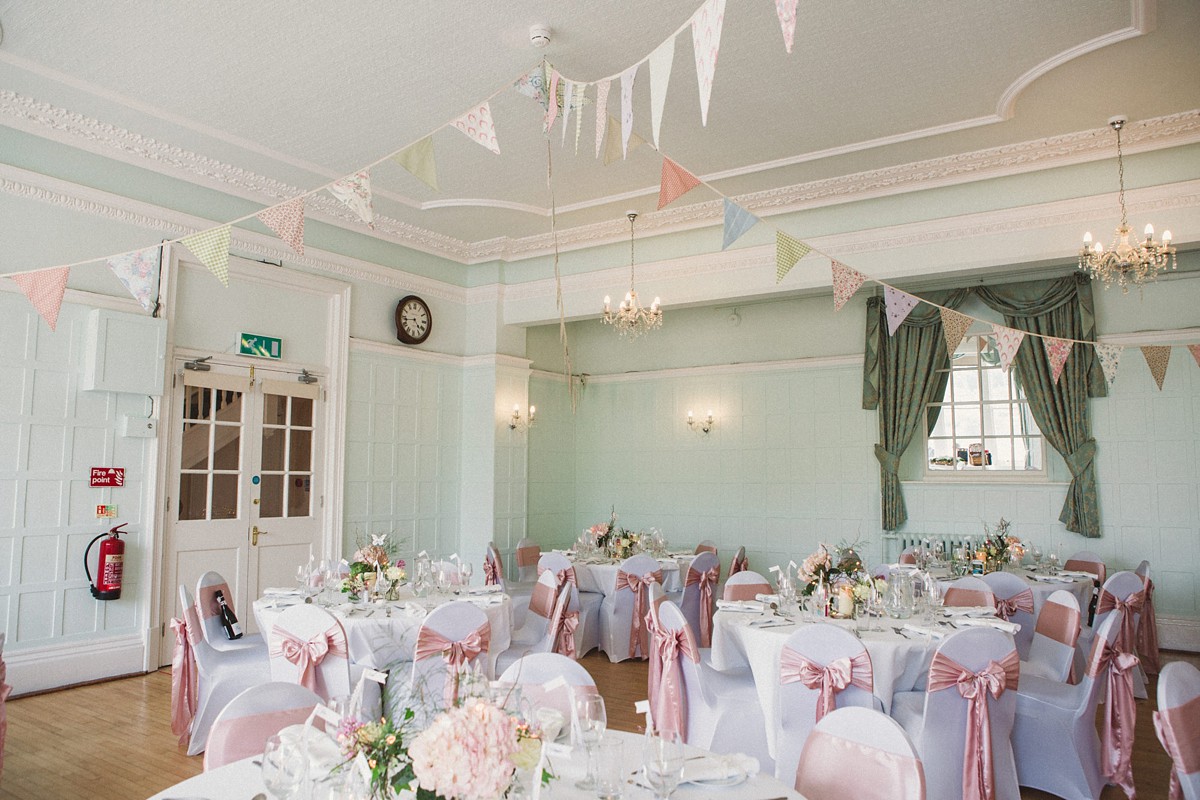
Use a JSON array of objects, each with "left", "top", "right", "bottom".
[
  {"left": 342, "top": 533, "right": 407, "bottom": 600},
  {"left": 982, "top": 517, "right": 1023, "bottom": 570},
  {"left": 584, "top": 507, "right": 646, "bottom": 559},
  {"left": 797, "top": 542, "right": 865, "bottom": 597},
  {"left": 584, "top": 507, "right": 619, "bottom": 551}
]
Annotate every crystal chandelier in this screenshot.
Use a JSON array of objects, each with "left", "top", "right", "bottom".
[
  {"left": 602, "top": 212, "right": 662, "bottom": 338},
  {"left": 1079, "top": 116, "right": 1176, "bottom": 293}
]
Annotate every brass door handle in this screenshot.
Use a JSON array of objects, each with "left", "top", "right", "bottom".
[{"left": 252, "top": 525, "right": 268, "bottom": 546}]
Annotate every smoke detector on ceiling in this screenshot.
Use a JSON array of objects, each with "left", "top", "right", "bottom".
[{"left": 529, "top": 24, "right": 552, "bottom": 48}]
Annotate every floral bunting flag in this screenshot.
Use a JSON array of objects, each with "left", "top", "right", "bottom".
[
  {"left": 649, "top": 36, "right": 675, "bottom": 149},
  {"left": 451, "top": 102, "right": 500, "bottom": 155},
  {"left": 560, "top": 80, "right": 574, "bottom": 145},
  {"left": 620, "top": 63, "right": 638, "bottom": 159},
  {"left": 775, "top": 0, "right": 799, "bottom": 53},
  {"left": 883, "top": 286, "right": 920, "bottom": 335},
  {"left": 1141, "top": 345, "right": 1171, "bottom": 390},
  {"left": 1044, "top": 337, "right": 1073, "bottom": 385},
  {"left": 691, "top": 0, "right": 726, "bottom": 126},
  {"left": 392, "top": 136, "right": 438, "bottom": 192},
  {"left": 328, "top": 170, "right": 374, "bottom": 227},
  {"left": 106, "top": 246, "right": 161, "bottom": 312},
  {"left": 722, "top": 199, "right": 759, "bottom": 250},
  {"left": 940, "top": 308, "right": 973, "bottom": 356},
  {"left": 594, "top": 80, "right": 611, "bottom": 159},
  {"left": 180, "top": 225, "right": 232, "bottom": 286},
  {"left": 604, "top": 116, "right": 645, "bottom": 165},
  {"left": 658, "top": 157, "right": 702, "bottom": 209},
  {"left": 831, "top": 260, "right": 866, "bottom": 312},
  {"left": 1094, "top": 343, "right": 1123, "bottom": 389},
  {"left": 992, "top": 324, "right": 1025, "bottom": 372},
  {"left": 513, "top": 65, "right": 549, "bottom": 109},
  {"left": 255, "top": 197, "right": 306, "bottom": 256},
  {"left": 545, "top": 70, "right": 560, "bottom": 133},
  {"left": 10, "top": 266, "right": 69, "bottom": 330},
  {"left": 1188, "top": 344, "right": 1200, "bottom": 370},
  {"left": 775, "top": 231, "right": 810, "bottom": 283}
]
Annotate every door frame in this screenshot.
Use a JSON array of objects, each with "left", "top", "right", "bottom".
[{"left": 148, "top": 246, "right": 350, "bottom": 667}]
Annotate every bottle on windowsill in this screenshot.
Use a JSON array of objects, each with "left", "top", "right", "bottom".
[{"left": 214, "top": 589, "right": 244, "bottom": 639}]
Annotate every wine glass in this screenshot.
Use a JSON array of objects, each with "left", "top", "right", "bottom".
[
  {"left": 573, "top": 694, "right": 607, "bottom": 790},
  {"left": 1047, "top": 545, "right": 1061, "bottom": 574},
  {"left": 1030, "top": 543, "right": 1043, "bottom": 572},
  {"left": 436, "top": 564, "right": 451, "bottom": 595},
  {"left": 924, "top": 575, "right": 943, "bottom": 625},
  {"left": 643, "top": 730, "right": 685, "bottom": 799},
  {"left": 295, "top": 564, "right": 308, "bottom": 593},
  {"left": 261, "top": 734, "right": 305, "bottom": 799},
  {"left": 932, "top": 541, "right": 945, "bottom": 567},
  {"left": 460, "top": 561, "right": 474, "bottom": 587}
]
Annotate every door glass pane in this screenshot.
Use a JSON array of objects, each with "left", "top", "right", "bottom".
[
  {"left": 259, "top": 474, "right": 284, "bottom": 518},
  {"left": 214, "top": 390, "right": 244, "bottom": 424},
  {"left": 292, "top": 397, "right": 313, "bottom": 427},
  {"left": 264, "top": 394, "right": 287, "bottom": 426},
  {"left": 212, "top": 428, "right": 242, "bottom": 471},
  {"left": 261, "top": 428, "right": 285, "bottom": 471},
  {"left": 287, "top": 476, "right": 311, "bottom": 517},
  {"left": 211, "top": 474, "right": 239, "bottom": 519},
  {"left": 289, "top": 429, "right": 313, "bottom": 471},
  {"left": 183, "top": 386, "right": 210, "bottom": 420},
  {"left": 178, "top": 474, "right": 209, "bottom": 520},
  {"left": 180, "top": 422, "right": 210, "bottom": 470}
]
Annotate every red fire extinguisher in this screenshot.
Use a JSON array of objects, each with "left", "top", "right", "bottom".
[{"left": 85, "top": 522, "right": 128, "bottom": 600}]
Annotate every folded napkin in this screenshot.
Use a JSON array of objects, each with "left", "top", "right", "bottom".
[
  {"left": 941, "top": 606, "right": 996, "bottom": 618},
  {"left": 467, "top": 584, "right": 503, "bottom": 595},
  {"left": 754, "top": 593, "right": 781, "bottom": 605},
  {"left": 682, "top": 754, "right": 759, "bottom": 785},
  {"left": 951, "top": 616, "right": 1021, "bottom": 634},
  {"left": 403, "top": 602, "right": 428, "bottom": 617},
  {"left": 278, "top": 723, "right": 342, "bottom": 771},
  {"left": 716, "top": 600, "right": 765, "bottom": 613},
  {"left": 902, "top": 623, "right": 946, "bottom": 639},
  {"left": 1057, "top": 570, "right": 1099, "bottom": 581},
  {"left": 263, "top": 587, "right": 303, "bottom": 597},
  {"left": 464, "top": 594, "right": 505, "bottom": 608},
  {"left": 1030, "top": 574, "right": 1075, "bottom": 584}
]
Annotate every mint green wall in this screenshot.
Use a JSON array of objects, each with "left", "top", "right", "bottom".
[{"left": 527, "top": 375, "right": 577, "bottom": 551}]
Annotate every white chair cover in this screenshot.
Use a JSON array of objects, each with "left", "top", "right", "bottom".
[
  {"left": 729, "top": 546, "right": 748, "bottom": 577},
  {"left": 496, "top": 570, "right": 574, "bottom": 675},
  {"left": 484, "top": 542, "right": 504, "bottom": 587},
  {"left": 774, "top": 624, "right": 876, "bottom": 785},
  {"left": 694, "top": 540, "right": 718, "bottom": 556},
  {"left": 538, "top": 551, "right": 601, "bottom": 656},
  {"left": 1020, "top": 589, "right": 1080, "bottom": 684},
  {"left": 179, "top": 585, "right": 271, "bottom": 756},
  {"left": 514, "top": 538, "right": 541, "bottom": 584},
  {"left": 1134, "top": 560, "right": 1160, "bottom": 675},
  {"left": 203, "top": 682, "right": 321, "bottom": 771},
  {"left": 195, "top": 570, "right": 266, "bottom": 653},
  {"left": 942, "top": 576, "right": 997, "bottom": 609},
  {"left": 795, "top": 706, "right": 926, "bottom": 799},
  {"left": 429, "top": 560, "right": 463, "bottom": 585},
  {"left": 723, "top": 570, "right": 772, "bottom": 601},
  {"left": 981, "top": 572, "right": 1035, "bottom": 658},
  {"left": 599, "top": 554, "right": 663, "bottom": 662},
  {"left": 0, "top": 632, "right": 9, "bottom": 780},
  {"left": 679, "top": 551, "right": 720, "bottom": 648},
  {"left": 266, "top": 604, "right": 351, "bottom": 702},
  {"left": 1063, "top": 550, "right": 1106, "bottom": 625},
  {"left": 407, "top": 601, "right": 491, "bottom": 715},
  {"left": 1155, "top": 661, "right": 1200, "bottom": 800},
  {"left": 1075, "top": 570, "right": 1146, "bottom": 698},
  {"left": 497, "top": 652, "right": 598, "bottom": 723}
]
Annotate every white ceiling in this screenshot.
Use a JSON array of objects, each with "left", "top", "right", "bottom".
[{"left": 0, "top": 0, "right": 1197, "bottom": 264}]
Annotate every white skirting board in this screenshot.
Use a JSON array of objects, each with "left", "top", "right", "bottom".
[
  {"left": 5, "top": 633, "right": 146, "bottom": 696},
  {"left": 1157, "top": 615, "right": 1200, "bottom": 654}
]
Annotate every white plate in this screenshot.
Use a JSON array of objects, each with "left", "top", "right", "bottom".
[{"left": 686, "top": 770, "right": 747, "bottom": 787}]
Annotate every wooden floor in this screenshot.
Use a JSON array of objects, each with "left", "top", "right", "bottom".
[{"left": 1, "top": 651, "right": 1195, "bottom": 799}]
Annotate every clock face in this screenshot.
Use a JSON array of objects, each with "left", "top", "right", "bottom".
[{"left": 395, "top": 295, "right": 432, "bottom": 344}]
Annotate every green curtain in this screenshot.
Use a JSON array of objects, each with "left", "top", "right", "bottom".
[{"left": 974, "top": 273, "right": 1103, "bottom": 537}]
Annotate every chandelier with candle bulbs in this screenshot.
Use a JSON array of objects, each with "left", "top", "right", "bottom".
[
  {"left": 602, "top": 212, "right": 662, "bottom": 338},
  {"left": 1079, "top": 116, "right": 1176, "bottom": 293}
]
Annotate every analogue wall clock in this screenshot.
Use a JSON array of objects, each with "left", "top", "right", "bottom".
[{"left": 395, "top": 295, "right": 432, "bottom": 345}]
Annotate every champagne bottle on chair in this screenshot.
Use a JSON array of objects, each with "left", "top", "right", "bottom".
[{"left": 214, "top": 589, "right": 243, "bottom": 639}]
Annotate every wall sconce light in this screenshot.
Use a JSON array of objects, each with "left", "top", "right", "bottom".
[
  {"left": 509, "top": 404, "right": 536, "bottom": 431},
  {"left": 686, "top": 409, "right": 714, "bottom": 434}
]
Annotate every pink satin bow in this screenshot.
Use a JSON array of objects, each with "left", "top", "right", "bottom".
[
  {"left": 779, "top": 648, "right": 873, "bottom": 722},
  {"left": 994, "top": 589, "right": 1034, "bottom": 622},
  {"left": 415, "top": 623, "right": 490, "bottom": 706},
  {"left": 1154, "top": 695, "right": 1200, "bottom": 800},
  {"left": 1136, "top": 578, "right": 1160, "bottom": 674},
  {"left": 484, "top": 557, "right": 500, "bottom": 586},
  {"left": 646, "top": 616, "right": 698, "bottom": 741},
  {"left": 271, "top": 624, "right": 348, "bottom": 693},
  {"left": 553, "top": 609, "right": 580, "bottom": 659},
  {"left": 617, "top": 569, "right": 663, "bottom": 659},
  {"left": 927, "top": 649, "right": 1019, "bottom": 800},
  {"left": 685, "top": 566, "right": 719, "bottom": 646},
  {"left": 1089, "top": 641, "right": 1140, "bottom": 799},
  {"left": 169, "top": 617, "right": 198, "bottom": 746},
  {"left": 1097, "top": 589, "right": 1145, "bottom": 659},
  {"left": 538, "top": 565, "right": 577, "bottom": 588}
]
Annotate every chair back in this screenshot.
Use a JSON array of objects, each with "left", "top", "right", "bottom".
[
  {"left": 1095, "top": 570, "right": 1145, "bottom": 657},
  {"left": 1026, "top": 589, "right": 1080, "bottom": 683},
  {"left": 899, "top": 546, "right": 918, "bottom": 565},
  {"left": 484, "top": 543, "right": 505, "bottom": 588},
  {"left": 729, "top": 546, "right": 748, "bottom": 576},
  {"left": 1133, "top": 560, "right": 1160, "bottom": 675},
  {"left": 534, "top": 557, "right": 583, "bottom": 658},
  {"left": 515, "top": 538, "right": 541, "bottom": 583},
  {"left": 775, "top": 624, "right": 875, "bottom": 785},
  {"left": 430, "top": 560, "right": 462, "bottom": 585},
  {"left": 498, "top": 653, "right": 598, "bottom": 722},
  {"left": 171, "top": 585, "right": 205, "bottom": 746},
  {"left": 203, "top": 682, "right": 321, "bottom": 771},
  {"left": 795, "top": 706, "right": 925, "bottom": 799},
  {"left": 870, "top": 563, "right": 890, "bottom": 580},
  {"left": 0, "top": 632, "right": 10, "bottom": 780},
  {"left": 1083, "top": 611, "right": 1139, "bottom": 797},
  {"left": 411, "top": 601, "right": 491, "bottom": 710},
  {"left": 694, "top": 539, "right": 718, "bottom": 556},
  {"left": 918, "top": 628, "right": 1019, "bottom": 800},
  {"left": 537, "top": 552, "right": 578, "bottom": 586},
  {"left": 612, "top": 554, "right": 664, "bottom": 660},
  {"left": 1063, "top": 550, "right": 1107, "bottom": 584},
  {"left": 942, "top": 576, "right": 996, "bottom": 609},
  {"left": 267, "top": 604, "right": 350, "bottom": 701},
  {"left": 195, "top": 570, "right": 243, "bottom": 647},
  {"left": 723, "top": 570, "right": 771, "bottom": 601},
  {"left": 680, "top": 551, "right": 720, "bottom": 647},
  {"left": 648, "top": 600, "right": 703, "bottom": 742},
  {"left": 980, "top": 572, "right": 1035, "bottom": 657},
  {"left": 1155, "top": 661, "right": 1200, "bottom": 800}
]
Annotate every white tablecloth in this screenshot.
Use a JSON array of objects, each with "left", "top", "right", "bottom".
[
  {"left": 932, "top": 569, "right": 1093, "bottom": 614},
  {"left": 567, "top": 553, "right": 696, "bottom": 595}
]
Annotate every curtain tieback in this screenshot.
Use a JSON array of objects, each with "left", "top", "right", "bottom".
[
  {"left": 874, "top": 444, "right": 901, "bottom": 474},
  {"left": 1062, "top": 439, "right": 1097, "bottom": 477}
]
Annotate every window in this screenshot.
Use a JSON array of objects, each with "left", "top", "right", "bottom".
[{"left": 925, "top": 335, "right": 1045, "bottom": 476}]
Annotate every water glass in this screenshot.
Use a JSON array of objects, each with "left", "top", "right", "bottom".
[
  {"left": 594, "top": 736, "right": 625, "bottom": 799},
  {"left": 574, "top": 694, "right": 607, "bottom": 790},
  {"left": 261, "top": 734, "right": 305, "bottom": 799},
  {"left": 642, "top": 731, "right": 684, "bottom": 799},
  {"left": 1047, "top": 545, "right": 1061, "bottom": 573},
  {"left": 1030, "top": 543, "right": 1043, "bottom": 571},
  {"left": 460, "top": 561, "right": 474, "bottom": 586}
]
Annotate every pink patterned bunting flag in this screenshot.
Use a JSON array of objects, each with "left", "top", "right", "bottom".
[
  {"left": 10, "top": 266, "right": 69, "bottom": 330},
  {"left": 1188, "top": 344, "right": 1200, "bottom": 370},
  {"left": 1141, "top": 345, "right": 1171, "bottom": 390},
  {"left": 256, "top": 197, "right": 306, "bottom": 256},
  {"left": 775, "top": 0, "right": 799, "bottom": 53},
  {"left": 691, "top": 0, "right": 726, "bottom": 126},
  {"left": 883, "top": 286, "right": 920, "bottom": 335},
  {"left": 594, "top": 80, "right": 611, "bottom": 159},
  {"left": 831, "top": 260, "right": 865, "bottom": 312},
  {"left": 180, "top": 225, "right": 232, "bottom": 286},
  {"left": 452, "top": 101, "right": 500, "bottom": 155},
  {"left": 545, "top": 70, "right": 560, "bottom": 133},
  {"left": 328, "top": 170, "right": 374, "bottom": 227},
  {"left": 106, "top": 247, "right": 161, "bottom": 311},
  {"left": 992, "top": 324, "right": 1025, "bottom": 372},
  {"left": 620, "top": 64, "right": 638, "bottom": 159},
  {"left": 648, "top": 36, "right": 675, "bottom": 149},
  {"left": 1094, "top": 343, "right": 1123, "bottom": 389},
  {"left": 658, "top": 157, "right": 702, "bottom": 210},
  {"left": 1044, "top": 337, "right": 1073, "bottom": 385},
  {"left": 940, "top": 308, "right": 973, "bottom": 355}
]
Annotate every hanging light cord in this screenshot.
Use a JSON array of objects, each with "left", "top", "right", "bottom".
[{"left": 1115, "top": 122, "right": 1128, "bottom": 229}]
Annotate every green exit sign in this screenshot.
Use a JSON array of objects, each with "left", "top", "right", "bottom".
[{"left": 238, "top": 332, "right": 282, "bottom": 360}]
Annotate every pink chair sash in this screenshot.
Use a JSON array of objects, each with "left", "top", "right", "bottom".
[
  {"left": 269, "top": 624, "right": 348, "bottom": 693},
  {"left": 994, "top": 589, "right": 1034, "bottom": 622},
  {"left": 943, "top": 587, "right": 995, "bottom": 609},
  {"left": 899, "top": 551, "right": 917, "bottom": 565},
  {"left": 484, "top": 555, "right": 500, "bottom": 586},
  {"left": 414, "top": 623, "right": 490, "bottom": 707},
  {"left": 724, "top": 581, "right": 770, "bottom": 601},
  {"left": 548, "top": 588, "right": 579, "bottom": 659},
  {"left": 1097, "top": 588, "right": 1145, "bottom": 657},
  {"left": 1034, "top": 601, "right": 1080, "bottom": 646},
  {"left": 617, "top": 569, "right": 663, "bottom": 659},
  {"left": 779, "top": 647, "right": 873, "bottom": 722},
  {"left": 1136, "top": 578, "right": 1160, "bottom": 674},
  {"left": 646, "top": 616, "right": 699, "bottom": 741},
  {"left": 169, "top": 617, "right": 198, "bottom": 746},
  {"left": 927, "top": 649, "right": 1019, "bottom": 800},
  {"left": 537, "top": 565, "right": 578, "bottom": 588},
  {"left": 729, "top": 552, "right": 748, "bottom": 576},
  {"left": 206, "top": 707, "right": 313, "bottom": 770},
  {"left": 529, "top": 580, "right": 557, "bottom": 619},
  {"left": 795, "top": 729, "right": 926, "bottom": 798},
  {"left": 695, "top": 544, "right": 717, "bottom": 555},
  {"left": 515, "top": 546, "right": 540, "bottom": 568},
  {"left": 685, "top": 566, "right": 719, "bottom": 647},
  {"left": 197, "top": 582, "right": 234, "bottom": 620},
  {"left": 1064, "top": 559, "right": 1106, "bottom": 585},
  {"left": 1155, "top": 695, "right": 1200, "bottom": 800},
  {"left": 1087, "top": 639, "right": 1139, "bottom": 799}
]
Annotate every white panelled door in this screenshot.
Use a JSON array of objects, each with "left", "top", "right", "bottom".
[{"left": 160, "top": 364, "right": 323, "bottom": 664}]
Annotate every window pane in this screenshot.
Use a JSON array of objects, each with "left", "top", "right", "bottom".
[
  {"left": 178, "top": 473, "right": 209, "bottom": 520},
  {"left": 1015, "top": 437, "right": 1044, "bottom": 471},
  {"left": 212, "top": 428, "right": 241, "bottom": 471},
  {"left": 259, "top": 474, "right": 283, "bottom": 518},
  {"left": 928, "top": 406, "right": 952, "bottom": 438},
  {"left": 261, "top": 427, "right": 285, "bottom": 471},
  {"left": 289, "top": 429, "right": 313, "bottom": 472},
  {"left": 951, "top": 369, "right": 979, "bottom": 402},
  {"left": 183, "top": 386, "right": 210, "bottom": 420},
  {"left": 181, "top": 422, "right": 210, "bottom": 470},
  {"left": 264, "top": 394, "right": 287, "bottom": 426},
  {"left": 1014, "top": 403, "right": 1039, "bottom": 437},
  {"left": 983, "top": 438, "right": 1012, "bottom": 469},
  {"left": 956, "top": 406, "right": 981, "bottom": 438},
  {"left": 981, "top": 368, "right": 1010, "bottom": 402},
  {"left": 211, "top": 474, "right": 239, "bottom": 519},
  {"left": 287, "top": 475, "right": 311, "bottom": 517},
  {"left": 292, "top": 397, "right": 313, "bottom": 427},
  {"left": 983, "top": 403, "right": 1012, "bottom": 436}
]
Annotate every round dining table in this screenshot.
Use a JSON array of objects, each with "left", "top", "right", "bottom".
[
  {"left": 931, "top": 568, "right": 1094, "bottom": 614},
  {"left": 558, "top": 551, "right": 697, "bottom": 596}
]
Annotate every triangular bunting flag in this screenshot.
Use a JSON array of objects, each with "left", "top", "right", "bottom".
[
  {"left": 992, "top": 324, "right": 1025, "bottom": 372},
  {"left": 883, "top": 286, "right": 920, "bottom": 335},
  {"left": 620, "top": 63, "right": 638, "bottom": 159},
  {"left": 831, "top": 261, "right": 866, "bottom": 312},
  {"left": 648, "top": 36, "right": 675, "bottom": 149},
  {"left": 775, "top": 231, "right": 811, "bottom": 283},
  {"left": 255, "top": 197, "right": 306, "bottom": 256},
  {"left": 1094, "top": 343, "right": 1123, "bottom": 388},
  {"left": 604, "top": 116, "right": 645, "bottom": 165},
  {"left": 594, "top": 80, "right": 611, "bottom": 159},
  {"left": 180, "top": 225, "right": 232, "bottom": 287},
  {"left": 513, "top": 65, "right": 550, "bottom": 109},
  {"left": 658, "top": 157, "right": 701, "bottom": 209},
  {"left": 1141, "top": 345, "right": 1171, "bottom": 390},
  {"left": 545, "top": 70, "right": 560, "bottom": 133},
  {"left": 451, "top": 102, "right": 500, "bottom": 155},
  {"left": 1044, "top": 337, "right": 1073, "bottom": 385},
  {"left": 1188, "top": 343, "right": 1200, "bottom": 370},
  {"left": 940, "top": 308, "right": 973, "bottom": 356},
  {"left": 328, "top": 170, "right": 374, "bottom": 227},
  {"left": 574, "top": 84, "right": 585, "bottom": 154},
  {"left": 10, "top": 266, "right": 69, "bottom": 330},
  {"left": 775, "top": 0, "right": 799, "bottom": 54},
  {"left": 106, "top": 247, "right": 161, "bottom": 311},
  {"left": 722, "top": 199, "right": 759, "bottom": 250},
  {"left": 392, "top": 136, "right": 438, "bottom": 191},
  {"left": 691, "top": 0, "right": 726, "bottom": 126},
  {"left": 560, "top": 80, "right": 574, "bottom": 145}
]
